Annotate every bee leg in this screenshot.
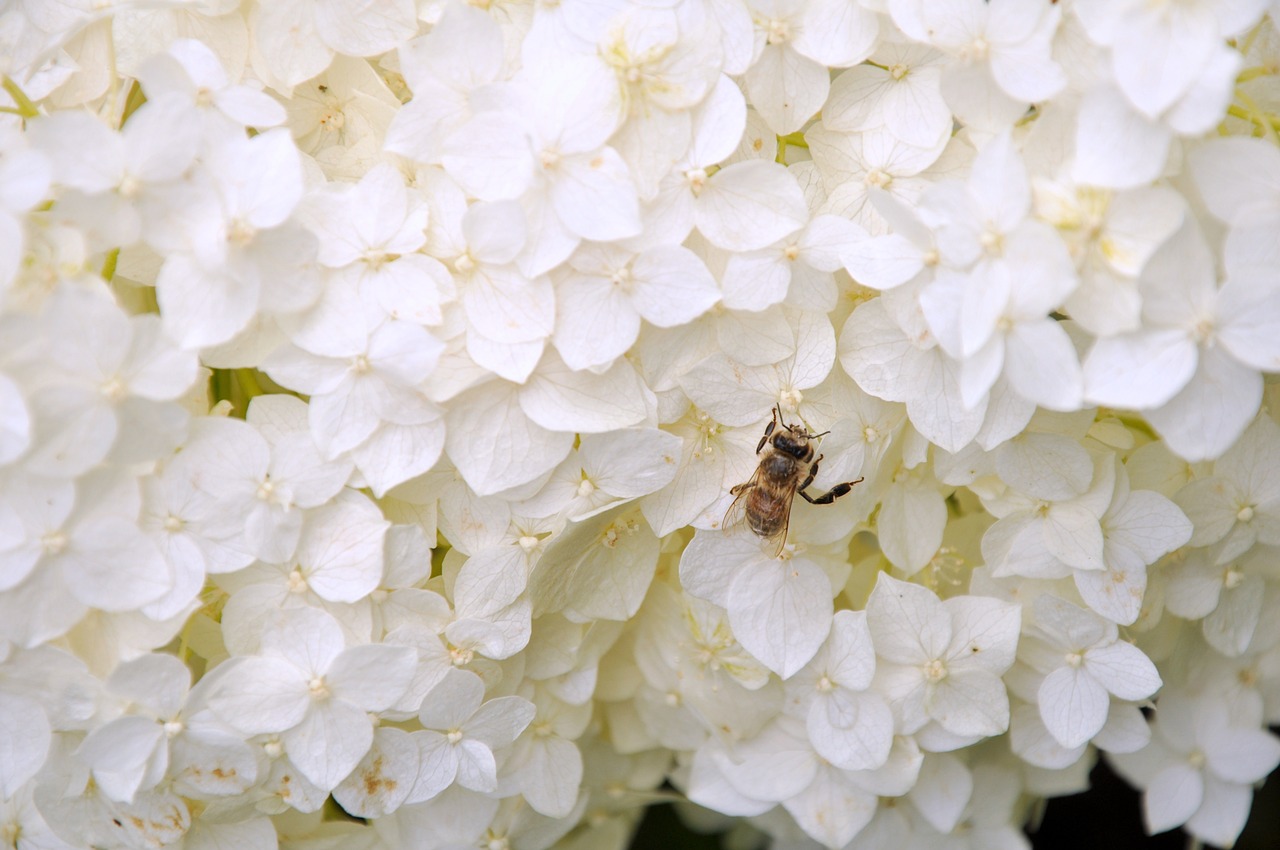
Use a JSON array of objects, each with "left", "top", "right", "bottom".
[
  {"left": 800, "top": 456, "right": 864, "bottom": 505},
  {"left": 800, "top": 477, "right": 864, "bottom": 505},
  {"left": 756, "top": 409, "right": 778, "bottom": 454}
]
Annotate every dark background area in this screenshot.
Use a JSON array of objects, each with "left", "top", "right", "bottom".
[{"left": 628, "top": 759, "right": 1280, "bottom": 849}]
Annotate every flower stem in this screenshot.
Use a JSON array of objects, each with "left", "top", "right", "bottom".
[{"left": 1, "top": 76, "right": 38, "bottom": 119}]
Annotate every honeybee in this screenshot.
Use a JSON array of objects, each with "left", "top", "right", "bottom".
[{"left": 725, "top": 406, "right": 863, "bottom": 555}]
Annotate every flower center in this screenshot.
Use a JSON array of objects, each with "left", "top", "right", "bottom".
[
  {"left": 889, "top": 63, "right": 909, "bottom": 80},
  {"left": 866, "top": 168, "right": 891, "bottom": 188},
  {"left": 256, "top": 478, "right": 275, "bottom": 501},
  {"left": 118, "top": 173, "right": 142, "bottom": 199},
  {"left": 691, "top": 411, "right": 721, "bottom": 460},
  {"left": 228, "top": 218, "right": 256, "bottom": 246},
  {"left": 923, "top": 659, "right": 948, "bottom": 683},
  {"left": 764, "top": 18, "right": 791, "bottom": 45},
  {"left": 1237, "top": 504, "right": 1255, "bottom": 523},
  {"left": 318, "top": 108, "right": 345, "bottom": 132},
  {"left": 576, "top": 478, "right": 596, "bottom": 497},
  {"left": 779, "top": 389, "right": 803, "bottom": 411},
  {"left": 1224, "top": 566, "right": 1245, "bottom": 590},
  {"left": 446, "top": 728, "right": 464, "bottom": 744},
  {"left": 686, "top": 167, "right": 709, "bottom": 195},
  {"left": 364, "top": 249, "right": 396, "bottom": 269},
  {"left": 164, "top": 720, "right": 185, "bottom": 738},
  {"left": 307, "top": 676, "right": 330, "bottom": 699},
  {"left": 961, "top": 37, "right": 989, "bottom": 61},
  {"left": 41, "top": 530, "right": 68, "bottom": 556},
  {"left": 288, "top": 568, "right": 308, "bottom": 594},
  {"left": 1064, "top": 651, "right": 1084, "bottom": 669}
]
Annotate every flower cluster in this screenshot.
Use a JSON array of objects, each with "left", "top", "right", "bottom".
[{"left": 2, "top": 1, "right": 1280, "bottom": 849}]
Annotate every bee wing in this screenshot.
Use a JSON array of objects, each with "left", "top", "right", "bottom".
[
  {"left": 766, "top": 488, "right": 796, "bottom": 558},
  {"left": 722, "top": 468, "right": 762, "bottom": 532}
]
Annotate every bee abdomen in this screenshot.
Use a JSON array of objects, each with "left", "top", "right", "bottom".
[{"left": 747, "top": 491, "right": 787, "bottom": 537}]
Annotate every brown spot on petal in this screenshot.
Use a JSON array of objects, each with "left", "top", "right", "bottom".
[{"left": 361, "top": 756, "right": 398, "bottom": 796}]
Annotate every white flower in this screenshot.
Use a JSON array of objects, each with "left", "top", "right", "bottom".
[
  {"left": 981, "top": 446, "right": 1116, "bottom": 579},
  {"left": 721, "top": 214, "right": 855, "bottom": 312},
  {"left": 1034, "top": 179, "right": 1185, "bottom": 337},
  {"left": 0, "top": 469, "right": 170, "bottom": 618},
  {"left": 170, "top": 403, "right": 352, "bottom": 564},
  {"left": 1111, "top": 690, "right": 1280, "bottom": 847},
  {"left": 209, "top": 606, "right": 416, "bottom": 791},
  {"left": 1020, "top": 595, "right": 1162, "bottom": 749},
  {"left": 217, "top": 487, "right": 390, "bottom": 653},
  {"left": 284, "top": 55, "right": 401, "bottom": 181},
  {"left": 890, "top": 0, "right": 1065, "bottom": 129},
  {"left": 1074, "top": 458, "right": 1192, "bottom": 625},
  {"left": 297, "top": 163, "right": 451, "bottom": 328},
  {"left": 680, "top": 529, "right": 836, "bottom": 679},
  {"left": 806, "top": 123, "right": 951, "bottom": 231},
  {"left": 824, "top": 43, "right": 951, "bottom": 149},
  {"left": 515, "top": 428, "right": 682, "bottom": 522},
  {"left": 553, "top": 242, "right": 720, "bottom": 371},
  {"left": 1083, "top": 217, "right": 1280, "bottom": 461},
  {"left": 153, "top": 128, "right": 319, "bottom": 349},
  {"left": 527, "top": 503, "right": 660, "bottom": 623},
  {"left": 783, "top": 610, "right": 894, "bottom": 772},
  {"left": 866, "top": 573, "right": 1021, "bottom": 739},
  {"left": 136, "top": 38, "right": 286, "bottom": 134},
  {"left": 1175, "top": 415, "right": 1280, "bottom": 564},
  {"left": 385, "top": 3, "right": 507, "bottom": 166},
  {"left": 1073, "top": 0, "right": 1264, "bottom": 121},
  {"left": 505, "top": 684, "right": 590, "bottom": 818},
  {"left": 742, "top": 0, "right": 879, "bottom": 135},
  {"left": 1190, "top": 136, "right": 1280, "bottom": 276},
  {"left": 412, "top": 668, "right": 534, "bottom": 799},
  {"left": 589, "top": 3, "right": 724, "bottom": 197},
  {"left": 839, "top": 295, "right": 988, "bottom": 454},
  {"left": 249, "top": 0, "right": 417, "bottom": 89},
  {"left": 24, "top": 286, "right": 196, "bottom": 476}
]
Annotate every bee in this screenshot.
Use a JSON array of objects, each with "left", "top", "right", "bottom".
[{"left": 725, "top": 405, "right": 863, "bottom": 555}]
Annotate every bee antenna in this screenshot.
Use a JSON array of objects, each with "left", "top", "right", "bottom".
[
  {"left": 776, "top": 404, "right": 798, "bottom": 433},
  {"left": 812, "top": 429, "right": 830, "bottom": 439}
]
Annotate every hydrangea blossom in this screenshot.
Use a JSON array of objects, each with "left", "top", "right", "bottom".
[{"left": 3, "top": 3, "right": 1280, "bottom": 850}]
